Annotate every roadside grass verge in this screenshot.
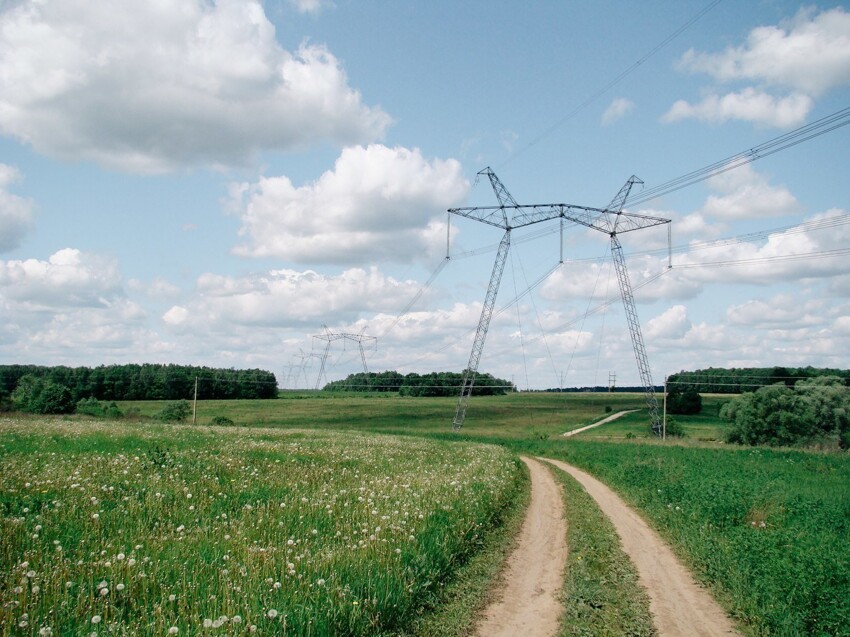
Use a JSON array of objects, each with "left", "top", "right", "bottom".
[
  {"left": 0, "top": 417, "right": 523, "bottom": 636},
  {"left": 398, "top": 463, "right": 531, "bottom": 637},
  {"left": 515, "top": 438, "right": 850, "bottom": 636},
  {"left": 544, "top": 461, "right": 655, "bottom": 637}
]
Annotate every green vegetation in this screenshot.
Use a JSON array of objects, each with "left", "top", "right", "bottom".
[
  {"left": 548, "top": 464, "right": 655, "bottom": 636},
  {"left": 514, "top": 438, "right": 850, "bottom": 636},
  {"left": 721, "top": 377, "right": 850, "bottom": 448},
  {"left": 322, "top": 370, "right": 514, "bottom": 397},
  {"left": 155, "top": 399, "right": 191, "bottom": 422},
  {"left": 666, "top": 383, "right": 702, "bottom": 415},
  {"left": 75, "top": 397, "right": 124, "bottom": 419},
  {"left": 10, "top": 375, "right": 74, "bottom": 415},
  {"left": 669, "top": 365, "right": 850, "bottom": 394},
  {"left": 0, "top": 364, "right": 278, "bottom": 402},
  {"left": 0, "top": 417, "right": 521, "bottom": 635}
]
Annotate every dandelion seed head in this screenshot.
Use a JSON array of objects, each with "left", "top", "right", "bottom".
[{"left": 91, "top": 615, "right": 101, "bottom": 625}]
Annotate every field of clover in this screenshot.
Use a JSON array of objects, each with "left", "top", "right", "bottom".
[{"left": 0, "top": 418, "right": 522, "bottom": 636}]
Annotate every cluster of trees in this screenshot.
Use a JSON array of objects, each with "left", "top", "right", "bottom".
[
  {"left": 321, "top": 371, "right": 515, "bottom": 397},
  {"left": 721, "top": 377, "right": 850, "bottom": 449},
  {"left": 668, "top": 366, "right": 849, "bottom": 394},
  {"left": 666, "top": 383, "right": 703, "bottom": 415},
  {"left": 0, "top": 364, "right": 278, "bottom": 402}
]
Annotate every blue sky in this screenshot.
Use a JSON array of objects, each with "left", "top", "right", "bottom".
[{"left": 1, "top": 0, "right": 849, "bottom": 390}]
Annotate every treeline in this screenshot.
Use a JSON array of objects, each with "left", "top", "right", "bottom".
[
  {"left": 321, "top": 371, "right": 515, "bottom": 397},
  {"left": 0, "top": 364, "right": 278, "bottom": 402},
  {"left": 668, "top": 366, "right": 850, "bottom": 394}
]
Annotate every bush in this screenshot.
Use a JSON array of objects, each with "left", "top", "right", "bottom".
[
  {"left": 11, "top": 375, "right": 74, "bottom": 414},
  {"left": 663, "top": 416, "right": 685, "bottom": 437},
  {"left": 76, "top": 397, "right": 123, "bottom": 418},
  {"left": 157, "top": 400, "right": 191, "bottom": 422},
  {"left": 210, "top": 416, "right": 235, "bottom": 427}
]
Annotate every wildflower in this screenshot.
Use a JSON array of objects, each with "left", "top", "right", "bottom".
[
  {"left": 92, "top": 513, "right": 99, "bottom": 520},
  {"left": 231, "top": 615, "right": 242, "bottom": 624},
  {"left": 116, "top": 583, "right": 125, "bottom": 592},
  {"left": 317, "top": 578, "right": 325, "bottom": 586},
  {"left": 169, "top": 594, "right": 177, "bottom": 602},
  {"left": 91, "top": 615, "right": 101, "bottom": 625},
  {"left": 168, "top": 628, "right": 178, "bottom": 635},
  {"left": 26, "top": 570, "right": 36, "bottom": 578},
  {"left": 267, "top": 609, "right": 278, "bottom": 619},
  {"left": 39, "top": 628, "right": 52, "bottom": 636},
  {"left": 203, "top": 619, "right": 213, "bottom": 628},
  {"left": 31, "top": 585, "right": 40, "bottom": 594},
  {"left": 117, "top": 553, "right": 125, "bottom": 561}
]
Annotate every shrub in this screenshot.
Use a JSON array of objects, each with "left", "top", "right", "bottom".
[
  {"left": 157, "top": 400, "right": 191, "bottom": 422},
  {"left": 663, "top": 416, "right": 685, "bottom": 437},
  {"left": 210, "top": 415, "right": 235, "bottom": 427},
  {"left": 11, "top": 375, "right": 74, "bottom": 414},
  {"left": 76, "top": 397, "right": 124, "bottom": 418}
]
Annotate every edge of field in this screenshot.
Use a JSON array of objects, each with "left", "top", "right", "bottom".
[{"left": 394, "top": 460, "right": 531, "bottom": 637}]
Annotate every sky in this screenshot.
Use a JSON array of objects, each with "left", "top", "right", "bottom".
[{"left": 1, "top": 0, "right": 850, "bottom": 391}]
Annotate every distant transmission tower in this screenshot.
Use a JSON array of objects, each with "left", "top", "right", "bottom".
[
  {"left": 312, "top": 326, "right": 377, "bottom": 390},
  {"left": 448, "top": 169, "right": 669, "bottom": 434}
]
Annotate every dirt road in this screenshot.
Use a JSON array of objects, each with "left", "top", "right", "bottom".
[
  {"left": 473, "top": 456, "right": 568, "bottom": 637},
  {"left": 543, "top": 458, "right": 739, "bottom": 636},
  {"left": 562, "top": 409, "right": 638, "bottom": 437}
]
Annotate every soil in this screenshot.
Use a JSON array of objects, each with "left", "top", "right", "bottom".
[
  {"left": 562, "top": 409, "right": 638, "bottom": 436},
  {"left": 542, "top": 458, "right": 739, "bottom": 636},
  {"left": 473, "top": 456, "right": 568, "bottom": 637}
]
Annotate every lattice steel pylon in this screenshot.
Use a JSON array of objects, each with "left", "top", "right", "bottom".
[
  {"left": 448, "top": 170, "right": 670, "bottom": 434},
  {"left": 312, "top": 326, "right": 377, "bottom": 391},
  {"left": 604, "top": 177, "right": 665, "bottom": 435}
]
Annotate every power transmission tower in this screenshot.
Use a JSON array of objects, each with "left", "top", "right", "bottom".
[
  {"left": 448, "top": 170, "right": 669, "bottom": 434},
  {"left": 312, "top": 326, "right": 377, "bottom": 390}
]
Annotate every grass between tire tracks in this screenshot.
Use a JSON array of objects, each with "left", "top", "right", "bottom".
[{"left": 546, "top": 462, "right": 656, "bottom": 637}]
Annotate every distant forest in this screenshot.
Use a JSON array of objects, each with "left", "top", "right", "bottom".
[
  {"left": 0, "top": 364, "right": 278, "bottom": 401},
  {"left": 668, "top": 366, "right": 850, "bottom": 394},
  {"left": 321, "top": 371, "right": 515, "bottom": 397}
]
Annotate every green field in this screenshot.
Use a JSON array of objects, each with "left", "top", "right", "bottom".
[
  {"left": 0, "top": 418, "right": 522, "bottom": 635},
  {"left": 2, "top": 392, "right": 849, "bottom": 636}
]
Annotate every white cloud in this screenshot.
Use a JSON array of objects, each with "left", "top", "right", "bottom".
[
  {"left": 0, "top": 164, "right": 35, "bottom": 252},
  {"left": 167, "top": 266, "right": 426, "bottom": 329},
  {"left": 675, "top": 209, "right": 850, "bottom": 285},
  {"left": 645, "top": 305, "right": 691, "bottom": 340},
  {"left": 601, "top": 98, "right": 634, "bottom": 125},
  {"left": 662, "top": 89, "right": 812, "bottom": 128},
  {"left": 290, "top": 0, "right": 333, "bottom": 15},
  {"left": 726, "top": 294, "right": 823, "bottom": 329},
  {"left": 232, "top": 144, "right": 469, "bottom": 265},
  {"left": 0, "top": 0, "right": 391, "bottom": 173},
  {"left": 699, "top": 164, "right": 799, "bottom": 220},
  {"left": 0, "top": 248, "right": 122, "bottom": 308},
  {"left": 677, "top": 7, "right": 850, "bottom": 96},
  {"left": 128, "top": 277, "right": 182, "bottom": 301}
]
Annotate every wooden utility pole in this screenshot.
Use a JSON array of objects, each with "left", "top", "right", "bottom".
[{"left": 192, "top": 377, "right": 198, "bottom": 424}]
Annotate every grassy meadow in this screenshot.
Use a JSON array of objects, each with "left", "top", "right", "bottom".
[
  {"left": 0, "top": 418, "right": 522, "bottom": 635},
  {"left": 2, "top": 391, "right": 849, "bottom": 635}
]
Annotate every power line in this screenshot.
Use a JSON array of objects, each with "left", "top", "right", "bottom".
[
  {"left": 500, "top": 0, "right": 724, "bottom": 168},
  {"left": 628, "top": 106, "right": 850, "bottom": 207}
]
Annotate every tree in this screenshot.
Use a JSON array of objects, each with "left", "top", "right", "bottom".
[
  {"left": 667, "top": 384, "right": 702, "bottom": 415},
  {"left": 722, "top": 377, "right": 849, "bottom": 448},
  {"left": 11, "top": 375, "right": 74, "bottom": 414}
]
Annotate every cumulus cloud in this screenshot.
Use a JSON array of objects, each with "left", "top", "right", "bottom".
[
  {"left": 0, "top": 0, "right": 391, "bottom": 172},
  {"left": 0, "top": 164, "right": 35, "bottom": 252},
  {"left": 662, "top": 89, "right": 812, "bottom": 128},
  {"left": 726, "top": 294, "right": 823, "bottom": 329},
  {"left": 0, "top": 248, "right": 122, "bottom": 308},
  {"left": 677, "top": 7, "right": 850, "bottom": 96},
  {"left": 676, "top": 209, "right": 850, "bottom": 285},
  {"left": 232, "top": 144, "right": 469, "bottom": 265},
  {"left": 164, "top": 266, "right": 426, "bottom": 330},
  {"left": 665, "top": 8, "right": 850, "bottom": 129},
  {"left": 699, "top": 164, "right": 799, "bottom": 220},
  {"left": 601, "top": 98, "right": 634, "bottom": 125}
]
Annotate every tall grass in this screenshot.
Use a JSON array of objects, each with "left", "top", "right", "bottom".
[{"left": 0, "top": 417, "right": 522, "bottom": 635}]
